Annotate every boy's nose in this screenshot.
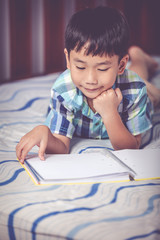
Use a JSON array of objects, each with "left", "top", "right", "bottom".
[{"left": 86, "top": 70, "right": 98, "bottom": 84}]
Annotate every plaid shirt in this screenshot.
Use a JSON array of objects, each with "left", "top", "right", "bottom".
[{"left": 44, "top": 69, "right": 152, "bottom": 139}]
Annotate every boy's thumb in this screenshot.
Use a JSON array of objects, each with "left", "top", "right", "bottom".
[{"left": 115, "top": 88, "right": 123, "bottom": 103}]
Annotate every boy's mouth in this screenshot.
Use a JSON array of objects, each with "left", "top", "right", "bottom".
[{"left": 84, "top": 87, "right": 101, "bottom": 93}]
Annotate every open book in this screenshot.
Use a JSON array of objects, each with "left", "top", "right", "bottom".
[{"left": 20, "top": 149, "right": 160, "bottom": 185}]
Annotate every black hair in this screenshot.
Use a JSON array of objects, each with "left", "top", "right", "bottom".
[{"left": 65, "top": 6, "right": 130, "bottom": 59}]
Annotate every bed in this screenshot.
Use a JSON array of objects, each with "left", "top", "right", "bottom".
[{"left": 0, "top": 60, "right": 160, "bottom": 240}]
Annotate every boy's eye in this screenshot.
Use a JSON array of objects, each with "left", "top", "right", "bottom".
[
  {"left": 76, "top": 66, "right": 85, "bottom": 70},
  {"left": 98, "top": 68, "right": 109, "bottom": 72}
]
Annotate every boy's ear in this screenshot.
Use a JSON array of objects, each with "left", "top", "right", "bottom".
[
  {"left": 64, "top": 48, "right": 70, "bottom": 69},
  {"left": 118, "top": 54, "right": 129, "bottom": 75}
]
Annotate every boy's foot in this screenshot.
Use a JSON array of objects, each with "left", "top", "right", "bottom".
[
  {"left": 128, "top": 46, "right": 160, "bottom": 107},
  {"left": 128, "top": 46, "right": 158, "bottom": 78}
]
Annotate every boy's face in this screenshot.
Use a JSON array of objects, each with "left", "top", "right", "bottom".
[{"left": 64, "top": 46, "right": 128, "bottom": 101}]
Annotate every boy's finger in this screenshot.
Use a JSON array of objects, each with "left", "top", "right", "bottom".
[
  {"left": 16, "top": 135, "right": 31, "bottom": 160},
  {"left": 19, "top": 142, "right": 35, "bottom": 163},
  {"left": 38, "top": 140, "right": 47, "bottom": 161},
  {"left": 16, "top": 142, "right": 25, "bottom": 162}
]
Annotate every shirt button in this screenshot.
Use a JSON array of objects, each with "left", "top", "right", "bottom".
[{"left": 95, "top": 122, "right": 99, "bottom": 126}]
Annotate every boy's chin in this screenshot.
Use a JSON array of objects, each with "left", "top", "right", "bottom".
[
  {"left": 84, "top": 94, "right": 98, "bottom": 100},
  {"left": 82, "top": 90, "right": 101, "bottom": 99}
]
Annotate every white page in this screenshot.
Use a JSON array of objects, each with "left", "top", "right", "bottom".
[
  {"left": 113, "top": 149, "right": 160, "bottom": 180},
  {"left": 25, "top": 153, "right": 131, "bottom": 182}
]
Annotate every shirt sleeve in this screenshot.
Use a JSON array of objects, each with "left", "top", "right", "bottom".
[
  {"left": 44, "top": 90, "right": 75, "bottom": 138},
  {"left": 121, "top": 85, "right": 153, "bottom": 135}
]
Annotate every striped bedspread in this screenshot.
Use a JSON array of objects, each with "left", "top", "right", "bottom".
[{"left": 0, "top": 62, "right": 160, "bottom": 240}]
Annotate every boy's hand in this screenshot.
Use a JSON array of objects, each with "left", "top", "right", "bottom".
[
  {"left": 16, "top": 125, "right": 49, "bottom": 163},
  {"left": 93, "top": 88, "right": 122, "bottom": 119}
]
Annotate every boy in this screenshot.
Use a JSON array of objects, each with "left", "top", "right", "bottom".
[{"left": 16, "top": 6, "right": 159, "bottom": 163}]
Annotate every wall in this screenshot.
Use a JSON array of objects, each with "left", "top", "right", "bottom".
[{"left": 0, "top": 0, "right": 160, "bottom": 83}]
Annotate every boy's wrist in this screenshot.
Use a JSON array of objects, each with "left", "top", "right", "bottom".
[{"left": 101, "top": 109, "right": 119, "bottom": 123}]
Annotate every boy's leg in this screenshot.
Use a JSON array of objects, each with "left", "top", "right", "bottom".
[{"left": 128, "top": 46, "right": 160, "bottom": 107}]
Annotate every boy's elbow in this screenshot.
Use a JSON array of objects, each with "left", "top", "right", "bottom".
[
  {"left": 135, "top": 134, "right": 141, "bottom": 149},
  {"left": 112, "top": 134, "right": 141, "bottom": 150}
]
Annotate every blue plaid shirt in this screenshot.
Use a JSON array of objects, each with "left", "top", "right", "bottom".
[{"left": 44, "top": 69, "right": 152, "bottom": 139}]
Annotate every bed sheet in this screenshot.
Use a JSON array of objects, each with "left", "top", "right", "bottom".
[{"left": 0, "top": 61, "right": 160, "bottom": 240}]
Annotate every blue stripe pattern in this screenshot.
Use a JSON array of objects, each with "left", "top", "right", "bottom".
[
  {"left": 66, "top": 194, "right": 160, "bottom": 239},
  {"left": 126, "top": 230, "right": 160, "bottom": 240},
  {"left": 0, "top": 169, "right": 25, "bottom": 186},
  {"left": 0, "top": 97, "right": 48, "bottom": 112},
  {"left": 0, "top": 86, "right": 50, "bottom": 104},
  {"left": 8, "top": 183, "right": 100, "bottom": 240}
]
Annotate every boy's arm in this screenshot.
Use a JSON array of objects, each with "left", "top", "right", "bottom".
[
  {"left": 102, "top": 109, "right": 141, "bottom": 149},
  {"left": 16, "top": 125, "right": 70, "bottom": 163},
  {"left": 45, "top": 132, "right": 70, "bottom": 155},
  {"left": 93, "top": 88, "right": 141, "bottom": 150}
]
